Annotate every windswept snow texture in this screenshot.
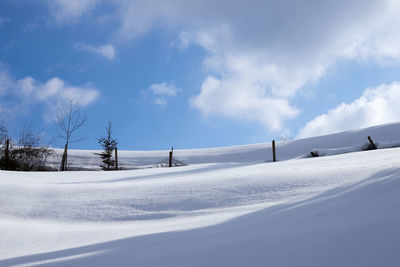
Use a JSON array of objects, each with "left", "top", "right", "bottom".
[{"left": 1, "top": 122, "right": 400, "bottom": 266}]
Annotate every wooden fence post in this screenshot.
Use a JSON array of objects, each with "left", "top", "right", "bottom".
[
  {"left": 367, "top": 136, "right": 377, "bottom": 150},
  {"left": 272, "top": 140, "right": 276, "bottom": 162},
  {"left": 4, "top": 138, "right": 9, "bottom": 170},
  {"left": 115, "top": 146, "right": 118, "bottom": 170},
  {"left": 169, "top": 147, "right": 173, "bottom": 167}
]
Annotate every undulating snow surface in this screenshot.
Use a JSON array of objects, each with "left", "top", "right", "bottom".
[
  {"left": 1, "top": 123, "right": 400, "bottom": 266},
  {"left": 47, "top": 122, "right": 400, "bottom": 170}
]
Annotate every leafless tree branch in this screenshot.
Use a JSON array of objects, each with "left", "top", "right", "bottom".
[{"left": 56, "top": 101, "right": 87, "bottom": 171}]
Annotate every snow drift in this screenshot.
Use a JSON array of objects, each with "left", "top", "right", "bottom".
[{"left": 1, "top": 122, "right": 400, "bottom": 266}]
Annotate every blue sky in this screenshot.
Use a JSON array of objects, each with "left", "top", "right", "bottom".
[{"left": 1, "top": 0, "right": 400, "bottom": 150}]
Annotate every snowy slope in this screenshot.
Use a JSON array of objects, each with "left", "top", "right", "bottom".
[
  {"left": 48, "top": 122, "right": 400, "bottom": 170},
  {"left": 1, "top": 122, "right": 400, "bottom": 266}
]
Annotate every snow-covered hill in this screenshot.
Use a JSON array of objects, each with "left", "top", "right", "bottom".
[
  {"left": 48, "top": 122, "right": 400, "bottom": 170},
  {"left": 1, "top": 122, "right": 400, "bottom": 266}
]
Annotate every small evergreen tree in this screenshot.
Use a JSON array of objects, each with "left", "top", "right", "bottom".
[{"left": 96, "top": 121, "right": 118, "bottom": 171}]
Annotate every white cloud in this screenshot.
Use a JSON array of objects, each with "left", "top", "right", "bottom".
[
  {"left": 190, "top": 75, "right": 299, "bottom": 131},
  {"left": 147, "top": 82, "right": 180, "bottom": 106},
  {"left": 42, "top": 0, "right": 400, "bottom": 131},
  {"left": 297, "top": 82, "right": 400, "bottom": 138},
  {"left": 154, "top": 97, "right": 167, "bottom": 107},
  {"left": 148, "top": 82, "right": 179, "bottom": 96},
  {"left": 75, "top": 43, "right": 116, "bottom": 60},
  {"left": 16, "top": 76, "right": 99, "bottom": 107},
  {"left": 0, "top": 66, "right": 99, "bottom": 121},
  {"left": 44, "top": 0, "right": 99, "bottom": 24},
  {"left": 109, "top": 0, "right": 400, "bottom": 131}
]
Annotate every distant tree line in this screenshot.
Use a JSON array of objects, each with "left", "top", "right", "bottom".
[
  {"left": 0, "top": 101, "right": 119, "bottom": 172},
  {"left": 0, "top": 120, "right": 53, "bottom": 171}
]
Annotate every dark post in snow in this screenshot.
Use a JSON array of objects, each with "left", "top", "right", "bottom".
[
  {"left": 367, "top": 136, "right": 377, "bottom": 150},
  {"left": 4, "top": 138, "right": 9, "bottom": 170},
  {"left": 169, "top": 147, "right": 174, "bottom": 167},
  {"left": 60, "top": 144, "right": 68, "bottom": 171},
  {"left": 272, "top": 140, "right": 276, "bottom": 162},
  {"left": 115, "top": 146, "right": 118, "bottom": 170}
]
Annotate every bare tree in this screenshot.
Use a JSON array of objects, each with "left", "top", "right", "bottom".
[
  {"left": 15, "top": 125, "right": 53, "bottom": 171},
  {"left": 0, "top": 116, "right": 8, "bottom": 144},
  {"left": 1, "top": 124, "right": 53, "bottom": 171},
  {"left": 56, "top": 101, "right": 86, "bottom": 171}
]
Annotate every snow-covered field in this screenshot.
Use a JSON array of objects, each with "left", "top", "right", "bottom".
[{"left": 1, "top": 123, "right": 400, "bottom": 266}]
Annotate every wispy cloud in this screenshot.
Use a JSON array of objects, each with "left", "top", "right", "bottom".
[
  {"left": 148, "top": 82, "right": 179, "bottom": 97},
  {"left": 0, "top": 17, "right": 10, "bottom": 27},
  {"left": 154, "top": 97, "right": 167, "bottom": 107},
  {"left": 0, "top": 66, "right": 13, "bottom": 97},
  {"left": 40, "top": 0, "right": 400, "bottom": 131},
  {"left": 43, "top": 0, "right": 99, "bottom": 25},
  {"left": 148, "top": 82, "right": 180, "bottom": 107},
  {"left": 75, "top": 43, "right": 116, "bottom": 60},
  {"left": 111, "top": 0, "right": 400, "bottom": 131},
  {"left": 0, "top": 65, "right": 99, "bottom": 121},
  {"left": 297, "top": 82, "right": 400, "bottom": 138}
]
